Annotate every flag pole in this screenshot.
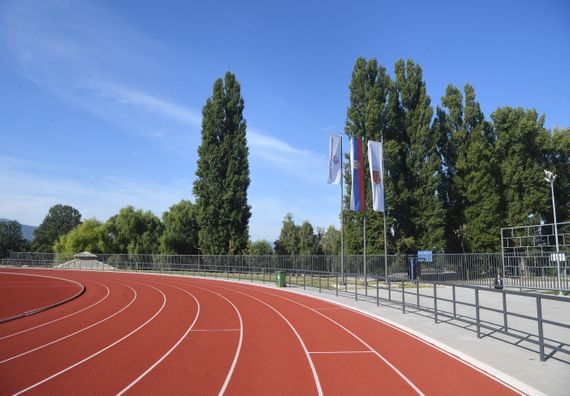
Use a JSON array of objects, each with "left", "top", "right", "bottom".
[
  {"left": 363, "top": 212, "right": 367, "bottom": 295},
  {"left": 340, "top": 136, "right": 345, "bottom": 285},
  {"left": 382, "top": 137, "right": 388, "bottom": 283},
  {"left": 381, "top": 136, "right": 388, "bottom": 283},
  {"left": 363, "top": 138, "right": 367, "bottom": 296}
]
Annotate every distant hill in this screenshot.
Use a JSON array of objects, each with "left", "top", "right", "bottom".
[{"left": 0, "top": 218, "right": 37, "bottom": 241}]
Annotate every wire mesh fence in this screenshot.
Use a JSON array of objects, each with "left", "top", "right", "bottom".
[{"left": 3, "top": 251, "right": 569, "bottom": 291}]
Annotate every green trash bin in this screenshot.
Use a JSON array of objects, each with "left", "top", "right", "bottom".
[{"left": 276, "top": 271, "right": 286, "bottom": 287}]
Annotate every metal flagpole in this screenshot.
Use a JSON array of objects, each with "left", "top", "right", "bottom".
[
  {"left": 363, "top": 137, "right": 367, "bottom": 294},
  {"left": 340, "top": 136, "right": 345, "bottom": 285},
  {"left": 363, "top": 213, "right": 367, "bottom": 295},
  {"left": 382, "top": 138, "right": 388, "bottom": 283}
]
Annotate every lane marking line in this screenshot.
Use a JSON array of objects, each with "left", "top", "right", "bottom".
[
  {"left": 280, "top": 286, "right": 535, "bottom": 396},
  {"left": 0, "top": 271, "right": 85, "bottom": 323},
  {"left": 211, "top": 284, "right": 324, "bottom": 396},
  {"left": 0, "top": 282, "right": 136, "bottom": 364},
  {"left": 0, "top": 281, "right": 110, "bottom": 341},
  {"left": 116, "top": 281, "right": 201, "bottom": 395},
  {"left": 169, "top": 280, "right": 244, "bottom": 396},
  {"left": 13, "top": 281, "right": 167, "bottom": 395},
  {"left": 309, "top": 350, "right": 374, "bottom": 354},
  {"left": 191, "top": 329, "right": 240, "bottom": 332},
  {"left": 227, "top": 283, "right": 423, "bottom": 396}
]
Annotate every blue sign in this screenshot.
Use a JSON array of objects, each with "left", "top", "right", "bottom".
[{"left": 417, "top": 250, "right": 433, "bottom": 262}]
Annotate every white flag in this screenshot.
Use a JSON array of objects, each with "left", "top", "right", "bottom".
[
  {"left": 367, "top": 140, "right": 385, "bottom": 212},
  {"left": 327, "top": 134, "right": 342, "bottom": 184}
]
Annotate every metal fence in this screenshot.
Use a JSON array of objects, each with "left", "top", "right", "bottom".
[
  {"left": 3, "top": 251, "right": 569, "bottom": 291},
  {"left": 2, "top": 251, "right": 569, "bottom": 362}
]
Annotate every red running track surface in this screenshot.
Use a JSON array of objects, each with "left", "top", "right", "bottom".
[
  {"left": 0, "top": 271, "right": 84, "bottom": 323},
  {"left": 0, "top": 269, "right": 526, "bottom": 395}
]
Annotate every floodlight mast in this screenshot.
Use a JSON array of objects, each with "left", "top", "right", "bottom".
[{"left": 544, "top": 170, "right": 562, "bottom": 296}]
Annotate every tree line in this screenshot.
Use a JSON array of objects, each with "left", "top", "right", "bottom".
[{"left": 341, "top": 57, "right": 568, "bottom": 254}]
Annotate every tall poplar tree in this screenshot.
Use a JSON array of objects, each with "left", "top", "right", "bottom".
[
  {"left": 395, "top": 60, "right": 445, "bottom": 251},
  {"left": 434, "top": 84, "right": 502, "bottom": 252},
  {"left": 493, "top": 108, "right": 551, "bottom": 226},
  {"left": 193, "top": 72, "right": 251, "bottom": 255},
  {"left": 343, "top": 57, "right": 391, "bottom": 254},
  {"left": 550, "top": 128, "right": 570, "bottom": 222}
]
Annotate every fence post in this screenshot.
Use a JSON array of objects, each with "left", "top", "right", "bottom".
[
  {"left": 416, "top": 281, "right": 420, "bottom": 308},
  {"left": 475, "top": 288, "right": 481, "bottom": 338},
  {"left": 502, "top": 290, "right": 508, "bottom": 332},
  {"left": 434, "top": 283, "right": 438, "bottom": 323},
  {"left": 388, "top": 279, "right": 391, "bottom": 301},
  {"left": 536, "top": 296, "right": 545, "bottom": 361},
  {"left": 336, "top": 273, "right": 339, "bottom": 296},
  {"left": 402, "top": 279, "right": 406, "bottom": 314},
  {"left": 452, "top": 285, "right": 456, "bottom": 319},
  {"left": 319, "top": 273, "right": 321, "bottom": 293},
  {"left": 355, "top": 274, "right": 358, "bottom": 301},
  {"left": 303, "top": 273, "right": 306, "bottom": 290},
  {"left": 376, "top": 277, "right": 380, "bottom": 306}
]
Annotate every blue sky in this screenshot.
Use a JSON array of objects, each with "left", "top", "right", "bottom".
[{"left": 1, "top": 0, "right": 569, "bottom": 242}]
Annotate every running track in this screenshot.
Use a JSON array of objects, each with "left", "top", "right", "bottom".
[{"left": 0, "top": 268, "right": 527, "bottom": 395}]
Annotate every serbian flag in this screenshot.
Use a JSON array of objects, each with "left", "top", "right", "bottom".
[
  {"left": 367, "top": 140, "right": 385, "bottom": 212},
  {"left": 327, "top": 134, "right": 342, "bottom": 184},
  {"left": 349, "top": 136, "right": 365, "bottom": 211}
]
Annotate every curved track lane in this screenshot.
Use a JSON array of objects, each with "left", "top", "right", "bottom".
[{"left": 0, "top": 269, "right": 528, "bottom": 395}]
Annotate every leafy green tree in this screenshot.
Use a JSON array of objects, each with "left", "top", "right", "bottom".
[
  {"left": 274, "top": 213, "right": 299, "bottom": 255},
  {"left": 318, "top": 225, "right": 340, "bottom": 255},
  {"left": 395, "top": 59, "right": 445, "bottom": 252},
  {"left": 343, "top": 57, "right": 391, "bottom": 254},
  {"left": 493, "top": 107, "right": 551, "bottom": 226},
  {"left": 32, "top": 204, "right": 81, "bottom": 252},
  {"left": 247, "top": 240, "right": 273, "bottom": 255},
  {"left": 298, "top": 221, "right": 317, "bottom": 255},
  {"left": 193, "top": 72, "right": 251, "bottom": 255},
  {"left": 105, "top": 206, "right": 163, "bottom": 254},
  {"left": 434, "top": 84, "right": 502, "bottom": 252},
  {"left": 550, "top": 127, "right": 570, "bottom": 222},
  {"left": 0, "top": 220, "right": 28, "bottom": 258},
  {"left": 160, "top": 200, "right": 199, "bottom": 254},
  {"left": 53, "top": 219, "right": 109, "bottom": 254}
]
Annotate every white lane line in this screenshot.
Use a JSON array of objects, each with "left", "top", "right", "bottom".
[
  {"left": 116, "top": 281, "right": 201, "bottom": 395},
  {"left": 212, "top": 284, "right": 323, "bottom": 396},
  {"left": 233, "top": 285, "right": 422, "bottom": 396},
  {"left": 172, "top": 281, "right": 244, "bottom": 396},
  {"left": 0, "top": 271, "right": 85, "bottom": 322},
  {"left": 0, "top": 281, "right": 111, "bottom": 341},
  {"left": 1, "top": 282, "right": 136, "bottom": 364},
  {"left": 309, "top": 350, "right": 373, "bottom": 354},
  {"left": 305, "top": 296, "right": 531, "bottom": 396},
  {"left": 13, "top": 282, "right": 167, "bottom": 396},
  {"left": 313, "top": 307, "right": 344, "bottom": 311},
  {"left": 191, "top": 329, "right": 240, "bottom": 332}
]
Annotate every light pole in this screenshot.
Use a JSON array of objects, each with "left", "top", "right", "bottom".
[{"left": 544, "top": 170, "right": 562, "bottom": 295}]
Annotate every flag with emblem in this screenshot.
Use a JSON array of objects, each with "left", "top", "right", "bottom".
[
  {"left": 367, "top": 139, "right": 384, "bottom": 212},
  {"left": 327, "top": 134, "right": 342, "bottom": 184},
  {"left": 349, "top": 136, "right": 365, "bottom": 211}
]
